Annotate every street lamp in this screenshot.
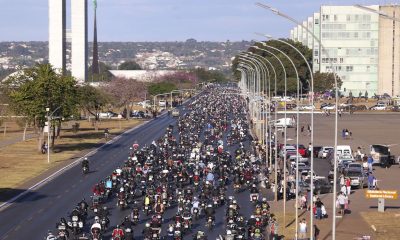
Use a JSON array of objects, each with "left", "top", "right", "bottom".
[
  {"left": 256, "top": 3, "right": 339, "bottom": 239},
  {"left": 256, "top": 33, "right": 316, "bottom": 237},
  {"left": 46, "top": 106, "right": 61, "bottom": 164}
]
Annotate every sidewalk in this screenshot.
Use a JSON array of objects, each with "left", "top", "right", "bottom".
[{"left": 268, "top": 166, "right": 400, "bottom": 239}]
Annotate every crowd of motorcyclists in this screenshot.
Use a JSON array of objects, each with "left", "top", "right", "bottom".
[{"left": 46, "top": 86, "right": 279, "bottom": 240}]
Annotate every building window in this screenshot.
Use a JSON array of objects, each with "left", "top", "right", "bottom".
[
  {"left": 366, "top": 66, "right": 370, "bottom": 72},
  {"left": 315, "top": 18, "right": 319, "bottom": 24},
  {"left": 346, "top": 66, "right": 353, "bottom": 72},
  {"left": 340, "top": 58, "right": 344, "bottom": 63},
  {"left": 314, "top": 50, "right": 319, "bottom": 56},
  {"left": 334, "top": 15, "right": 338, "bottom": 21},
  {"left": 346, "top": 15, "right": 351, "bottom": 21}
]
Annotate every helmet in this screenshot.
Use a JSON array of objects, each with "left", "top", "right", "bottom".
[
  {"left": 262, "top": 198, "right": 267, "bottom": 202},
  {"left": 125, "top": 216, "right": 129, "bottom": 221},
  {"left": 207, "top": 204, "right": 212, "bottom": 208},
  {"left": 227, "top": 230, "right": 232, "bottom": 235},
  {"left": 145, "top": 223, "right": 150, "bottom": 227},
  {"left": 120, "top": 187, "right": 124, "bottom": 192},
  {"left": 103, "top": 206, "right": 107, "bottom": 210},
  {"left": 232, "top": 200, "right": 237, "bottom": 204}
]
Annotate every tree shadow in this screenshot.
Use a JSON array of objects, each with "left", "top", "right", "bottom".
[
  {"left": 61, "top": 131, "right": 104, "bottom": 140},
  {"left": 53, "top": 142, "right": 103, "bottom": 152},
  {"left": 0, "top": 188, "right": 47, "bottom": 203}
]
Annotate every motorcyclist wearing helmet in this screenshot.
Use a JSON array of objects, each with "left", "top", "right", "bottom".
[
  {"left": 142, "top": 223, "right": 152, "bottom": 237},
  {"left": 121, "top": 216, "right": 133, "bottom": 230},
  {"left": 204, "top": 204, "right": 215, "bottom": 222},
  {"left": 82, "top": 158, "right": 89, "bottom": 173},
  {"left": 249, "top": 184, "right": 259, "bottom": 202},
  {"left": 111, "top": 225, "right": 124, "bottom": 239}
]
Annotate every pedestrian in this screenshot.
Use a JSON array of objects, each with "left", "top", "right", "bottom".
[
  {"left": 373, "top": 176, "right": 378, "bottom": 190},
  {"left": 315, "top": 198, "right": 323, "bottom": 220},
  {"left": 342, "top": 129, "right": 345, "bottom": 139},
  {"left": 339, "top": 109, "right": 342, "bottom": 117},
  {"left": 339, "top": 174, "right": 345, "bottom": 187},
  {"left": 298, "top": 218, "right": 307, "bottom": 240},
  {"left": 367, "top": 155, "right": 373, "bottom": 172},
  {"left": 345, "top": 129, "right": 349, "bottom": 139},
  {"left": 301, "top": 126, "right": 304, "bottom": 134},
  {"left": 336, "top": 192, "right": 347, "bottom": 216},
  {"left": 349, "top": 131, "right": 352, "bottom": 139},
  {"left": 314, "top": 224, "right": 320, "bottom": 240},
  {"left": 345, "top": 177, "right": 351, "bottom": 196},
  {"left": 368, "top": 173, "right": 374, "bottom": 190}
]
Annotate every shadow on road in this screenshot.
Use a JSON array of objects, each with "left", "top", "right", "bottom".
[{"left": 0, "top": 188, "right": 47, "bottom": 203}]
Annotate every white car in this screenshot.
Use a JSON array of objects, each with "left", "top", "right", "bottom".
[
  {"left": 318, "top": 146, "right": 333, "bottom": 159},
  {"left": 321, "top": 104, "right": 336, "bottom": 110},
  {"left": 370, "top": 104, "right": 386, "bottom": 110},
  {"left": 297, "top": 105, "right": 316, "bottom": 110}
]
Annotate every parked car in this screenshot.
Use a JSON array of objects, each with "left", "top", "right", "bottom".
[
  {"left": 318, "top": 146, "right": 333, "bottom": 159},
  {"left": 346, "top": 163, "right": 363, "bottom": 172},
  {"left": 98, "top": 111, "right": 118, "bottom": 119},
  {"left": 369, "top": 102, "right": 387, "bottom": 110},
  {"left": 313, "top": 146, "right": 323, "bottom": 158},
  {"left": 306, "top": 179, "right": 333, "bottom": 195},
  {"left": 321, "top": 104, "right": 336, "bottom": 110},
  {"left": 344, "top": 169, "right": 368, "bottom": 189}
]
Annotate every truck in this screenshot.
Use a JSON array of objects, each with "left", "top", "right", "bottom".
[
  {"left": 270, "top": 118, "right": 295, "bottom": 128},
  {"left": 370, "top": 144, "right": 396, "bottom": 166}
]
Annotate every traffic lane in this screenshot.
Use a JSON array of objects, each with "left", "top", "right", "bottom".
[{"left": 0, "top": 114, "right": 177, "bottom": 239}]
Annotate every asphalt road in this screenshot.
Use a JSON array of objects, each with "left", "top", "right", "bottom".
[{"left": 0, "top": 105, "right": 335, "bottom": 240}]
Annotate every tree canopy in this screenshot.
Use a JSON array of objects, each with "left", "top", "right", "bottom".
[
  {"left": 118, "top": 61, "right": 142, "bottom": 70},
  {"left": 148, "top": 82, "right": 177, "bottom": 96},
  {"left": 88, "top": 61, "right": 113, "bottom": 82}
]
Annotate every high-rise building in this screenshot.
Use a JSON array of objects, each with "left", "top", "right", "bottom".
[
  {"left": 71, "top": 0, "right": 88, "bottom": 84},
  {"left": 289, "top": 5, "right": 400, "bottom": 97},
  {"left": 48, "top": 0, "right": 66, "bottom": 73}
]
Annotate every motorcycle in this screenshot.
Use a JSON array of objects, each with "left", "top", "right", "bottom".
[
  {"left": 68, "top": 215, "right": 83, "bottom": 235},
  {"left": 82, "top": 165, "right": 89, "bottom": 174},
  {"left": 57, "top": 224, "right": 68, "bottom": 240},
  {"left": 206, "top": 216, "right": 214, "bottom": 230},
  {"left": 124, "top": 227, "right": 134, "bottom": 240}
]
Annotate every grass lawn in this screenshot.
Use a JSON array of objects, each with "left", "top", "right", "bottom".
[
  {"left": 0, "top": 119, "right": 142, "bottom": 199},
  {"left": 360, "top": 211, "right": 400, "bottom": 240}
]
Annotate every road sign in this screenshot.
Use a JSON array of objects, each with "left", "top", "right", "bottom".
[{"left": 365, "top": 190, "right": 398, "bottom": 199}]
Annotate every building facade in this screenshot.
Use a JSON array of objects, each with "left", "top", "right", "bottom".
[
  {"left": 49, "top": 0, "right": 88, "bottom": 84},
  {"left": 48, "top": 0, "right": 66, "bottom": 73},
  {"left": 290, "top": 5, "right": 400, "bottom": 97},
  {"left": 71, "top": 0, "right": 88, "bottom": 83}
]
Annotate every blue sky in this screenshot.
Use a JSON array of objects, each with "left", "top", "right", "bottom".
[{"left": 0, "top": 0, "right": 391, "bottom": 42}]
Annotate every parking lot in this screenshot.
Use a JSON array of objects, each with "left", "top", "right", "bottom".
[{"left": 271, "top": 112, "right": 400, "bottom": 239}]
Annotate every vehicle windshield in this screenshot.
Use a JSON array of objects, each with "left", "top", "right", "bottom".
[
  {"left": 371, "top": 145, "right": 389, "bottom": 154},
  {"left": 346, "top": 171, "right": 361, "bottom": 177}
]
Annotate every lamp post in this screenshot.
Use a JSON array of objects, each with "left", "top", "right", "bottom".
[
  {"left": 257, "top": 34, "right": 316, "bottom": 238},
  {"left": 256, "top": 3, "right": 338, "bottom": 239},
  {"left": 46, "top": 106, "right": 61, "bottom": 164},
  {"left": 46, "top": 108, "right": 50, "bottom": 164},
  {"left": 258, "top": 42, "right": 301, "bottom": 235},
  {"left": 247, "top": 52, "right": 278, "bottom": 170}
]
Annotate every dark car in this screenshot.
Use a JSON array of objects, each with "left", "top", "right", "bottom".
[
  {"left": 305, "top": 179, "right": 332, "bottom": 195},
  {"left": 313, "top": 146, "right": 323, "bottom": 158}
]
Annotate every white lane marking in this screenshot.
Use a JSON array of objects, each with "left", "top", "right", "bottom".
[{"left": 0, "top": 120, "right": 153, "bottom": 212}]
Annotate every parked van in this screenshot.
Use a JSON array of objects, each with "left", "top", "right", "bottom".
[{"left": 336, "top": 145, "right": 352, "bottom": 156}]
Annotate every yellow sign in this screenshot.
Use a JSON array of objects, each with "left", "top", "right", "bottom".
[{"left": 365, "top": 190, "right": 398, "bottom": 199}]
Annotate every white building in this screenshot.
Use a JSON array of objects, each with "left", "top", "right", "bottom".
[
  {"left": 71, "top": 0, "right": 88, "bottom": 83},
  {"left": 48, "top": 0, "right": 66, "bottom": 73},
  {"left": 109, "top": 70, "right": 178, "bottom": 82},
  {"left": 289, "top": 5, "right": 400, "bottom": 97}
]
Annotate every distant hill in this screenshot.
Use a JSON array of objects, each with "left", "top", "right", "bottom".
[{"left": 0, "top": 40, "right": 253, "bottom": 79}]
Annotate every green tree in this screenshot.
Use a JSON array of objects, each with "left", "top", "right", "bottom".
[
  {"left": 191, "top": 68, "right": 227, "bottom": 83},
  {"left": 118, "top": 61, "right": 142, "bottom": 70},
  {"left": 77, "top": 85, "right": 110, "bottom": 129},
  {"left": 3, "top": 64, "right": 78, "bottom": 151},
  {"left": 88, "top": 62, "right": 113, "bottom": 82},
  {"left": 313, "top": 72, "right": 342, "bottom": 93},
  {"left": 148, "top": 82, "right": 177, "bottom": 96}
]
